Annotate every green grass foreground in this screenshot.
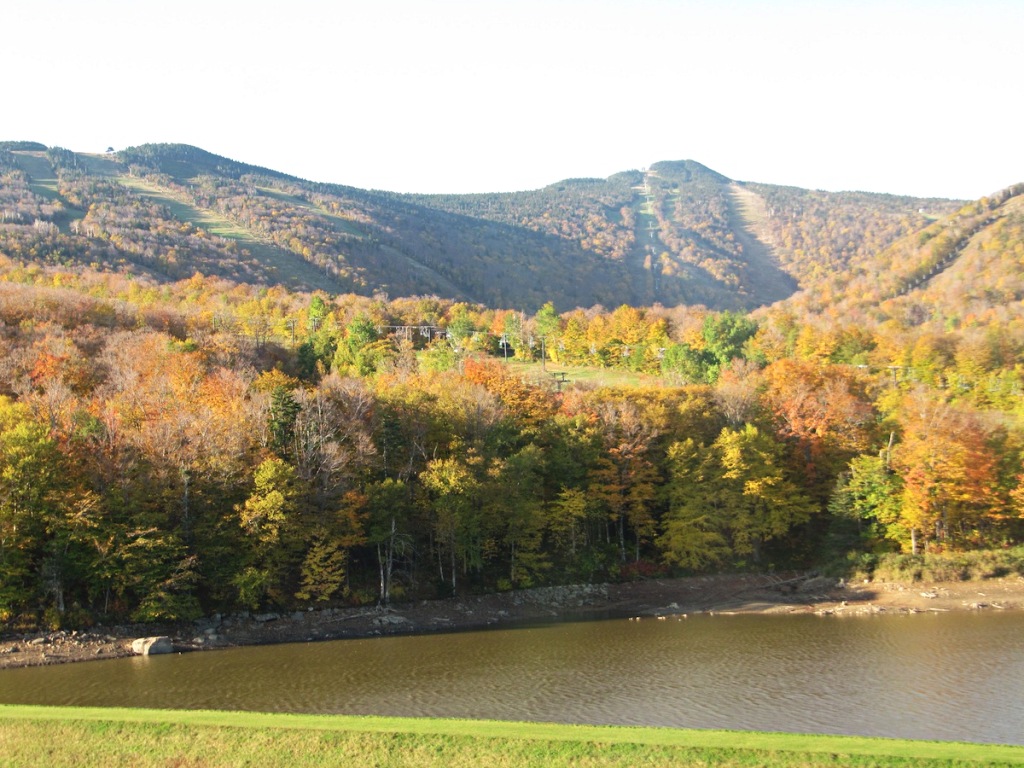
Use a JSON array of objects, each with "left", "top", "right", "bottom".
[{"left": 1, "top": 706, "right": 1023, "bottom": 767}]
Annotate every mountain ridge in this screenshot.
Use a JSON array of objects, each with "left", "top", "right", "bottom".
[{"left": 4, "top": 141, "right": 1012, "bottom": 316}]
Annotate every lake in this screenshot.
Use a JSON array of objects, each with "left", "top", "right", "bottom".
[{"left": 1, "top": 611, "right": 1022, "bottom": 744}]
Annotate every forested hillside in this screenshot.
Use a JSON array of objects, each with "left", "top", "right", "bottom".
[
  {"left": 2, "top": 140, "right": 1023, "bottom": 632},
  {"left": 0, "top": 255, "right": 1023, "bottom": 627},
  {"left": 0, "top": 143, "right": 963, "bottom": 312}
]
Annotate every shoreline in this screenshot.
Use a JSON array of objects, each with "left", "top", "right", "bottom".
[{"left": 2, "top": 572, "right": 1022, "bottom": 670}]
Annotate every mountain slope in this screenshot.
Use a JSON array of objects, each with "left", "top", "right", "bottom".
[
  {"left": 858, "top": 185, "right": 1024, "bottom": 327},
  {"left": 0, "top": 142, "right": 970, "bottom": 313}
]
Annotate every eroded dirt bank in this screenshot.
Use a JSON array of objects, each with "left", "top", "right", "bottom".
[{"left": 2, "top": 572, "right": 1022, "bottom": 670}]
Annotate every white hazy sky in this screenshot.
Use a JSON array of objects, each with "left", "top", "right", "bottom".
[{"left": 5, "top": 0, "right": 1022, "bottom": 199}]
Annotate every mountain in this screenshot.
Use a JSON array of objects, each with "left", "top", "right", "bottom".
[
  {"left": 787, "top": 182, "right": 1024, "bottom": 328},
  {"left": 0, "top": 142, "right": 983, "bottom": 313}
]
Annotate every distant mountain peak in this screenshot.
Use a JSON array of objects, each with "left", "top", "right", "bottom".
[{"left": 648, "top": 160, "right": 731, "bottom": 184}]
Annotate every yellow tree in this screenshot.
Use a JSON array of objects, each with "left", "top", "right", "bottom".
[
  {"left": 658, "top": 425, "right": 813, "bottom": 568},
  {"left": 0, "top": 397, "right": 60, "bottom": 620},
  {"left": 234, "top": 457, "right": 299, "bottom": 609},
  {"left": 559, "top": 311, "right": 591, "bottom": 364},
  {"left": 761, "top": 358, "right": 874, "bottom": 494},
  {"left": 657, "top": 438, "right": 729, "bottom": 570},
  {"left": 893, "top": 390, "right": 1006, "bottom": 552},
  {"left": 420, "top": 453, "right": 485, "bottom": 594},
  {"left": 713, "top": 424, "right": 814, "bottom": 563},
  {"left": 587, "top": 398, "right": 661, "bottom": 563}
]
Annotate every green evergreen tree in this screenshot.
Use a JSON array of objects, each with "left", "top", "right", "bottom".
[{"left": 269, "top": 387, "right": 301, "bottom": 458}]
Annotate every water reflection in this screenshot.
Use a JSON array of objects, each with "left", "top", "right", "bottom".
[{"left": 1, "top": 612, "right": 1022, "bottom": 744}]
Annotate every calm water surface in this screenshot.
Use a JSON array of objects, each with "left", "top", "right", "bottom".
[{"left": 1, "top": 612, "right": 1022, "bottom": 744}]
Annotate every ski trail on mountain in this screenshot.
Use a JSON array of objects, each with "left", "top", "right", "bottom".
[{"left": 727, "top": 183, "right": 799, "bottom": 304}]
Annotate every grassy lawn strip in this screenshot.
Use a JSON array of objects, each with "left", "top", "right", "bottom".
[{"left": 1, "top": 706, "right": 1021, "bottom": 767}]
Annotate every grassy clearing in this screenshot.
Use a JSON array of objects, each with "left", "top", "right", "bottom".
[
  {"left": 0, "top": 706, "right": 1021, "bottom": 767},
  {"left": 115, "top": 175, "right": 332, "bottom": 289},
  {"left": 10, "top": 151, "right": 61, "bottom": 202},
  {"left": 118, "top": 175, "right": 260, "bottom": 241},
  {"left": 76, "top": 153, "right": 122, "bottom": 177},
  {"left": 255, "top": 185, "right": 366, "bottom": 237},
  {"left": 504, "top": 359, "right": 659, "bottom": 389},
  {"left": 729, "top": 182, "right": 771, "bottom": 230},
  {"left": 10, "top": 151, "right": 86, "bottom": 234}
]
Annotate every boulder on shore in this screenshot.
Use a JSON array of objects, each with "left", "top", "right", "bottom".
[{"left": 131, "top": 636, "right": 174, "bottom": 656}]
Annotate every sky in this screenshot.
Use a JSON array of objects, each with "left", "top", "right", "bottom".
[{"left": 5, "top": 0, "right": 1022, "bottom": 200}]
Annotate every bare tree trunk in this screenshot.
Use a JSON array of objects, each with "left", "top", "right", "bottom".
[{"left": 377, "top": 518, "right": 397, "bottom": 605}]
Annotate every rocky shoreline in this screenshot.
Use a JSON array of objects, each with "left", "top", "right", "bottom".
[{"left": 2, "top": 572, "right": 1023, "bottom": 670}]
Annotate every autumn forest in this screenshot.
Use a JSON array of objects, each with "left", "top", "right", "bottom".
[{"left": 1, "top": 141, "right": 1023, "bottom": 629}]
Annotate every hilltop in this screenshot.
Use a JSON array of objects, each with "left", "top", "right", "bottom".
[{"left": 0, "top": 142, "right": 975, "bottom": 313}]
